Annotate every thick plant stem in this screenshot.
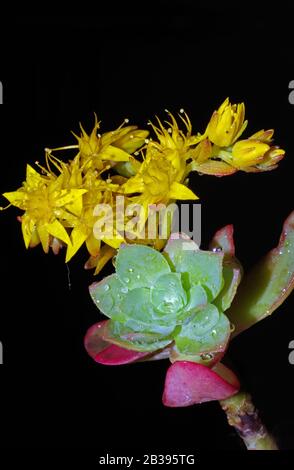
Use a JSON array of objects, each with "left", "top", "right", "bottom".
[{"left": 220, "top": 391, "right": 278, "bottom": 450}]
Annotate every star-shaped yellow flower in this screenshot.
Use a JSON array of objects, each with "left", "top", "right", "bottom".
[{"left": 3, "top": 165, "right": 86, "bottom": 252}]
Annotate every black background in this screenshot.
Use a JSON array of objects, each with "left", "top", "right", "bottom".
[{"left": 0, "top": 8, "right": 294, "bottom": 463}]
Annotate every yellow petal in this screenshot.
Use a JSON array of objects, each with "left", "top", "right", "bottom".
[
  {"left": 93, "top": 245, "right": 117, "bottom": 275},
  {"left": 26, "top": 164, "right": 44, "bottom": 189},
  {"left": 169, "top": 182, "right": 198, "bottom": 200},
  {"left": 55, "top": 189, "right": 87, "bottom": 207},
  {"left": 122, "top": 175, "right": 144, "bottom": 194},
  {"left": 99, "top": 145, "right": 131, "bottom": 162},
  {"left": 65, "top": 196, "right": 84, "bottom": 217},
  {"left": 114, "top": 129, "right": 149, "bottom": 153},
  {"left": 103, "top": 228, "right": 125, "bottom": 249},
  {"left": 21, "top": 216, "right": 35, "bottom": 249},
  {"left": 86, "top": 232, "right": 101, "bottom": 257},
  {"left": 29, "top": 227, "right": 41, "bottom": 248},
  {"left": 249, "top": 129, "right": 274, "bottom": 143},
  {"left": 66, "top": 224, "right": 89, "bottom": 262},
  {"left": 46, "top": 219, "right": 71, "bottom": 246},
  {"left": 2, "top": 190, "right": 26, "bottom": 209},
  {"left": 37, "top": 224, "right": 50, "bottom": 252},
  {"left": 191, "top": 139, "right": 212, "bottom": 164}
]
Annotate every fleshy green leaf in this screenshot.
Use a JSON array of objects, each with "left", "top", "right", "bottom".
[
  {"left": 185, "top": 284, "right": 208, "bottom": 312},
  {"left": 227, "top": 211, "right": 294, "bottom": 336},
  {"left": 210, "top": 225, "right": 242, "bottom": 311},
  {"left": 116, "top": 244, "right": 171, "bottom": 289},
  {"left": 121, "top": 287, "right": 177, "bottom": 335},
  {"left": 105, "top": 320, "right": 173, "bottom": 352},
  {"left": 174, "top": 305, "right": 230, "bottom": 357},
  {"left": 150, "top": 273, "right": 187, "bottom": 316},
  {"left": 164, "top": 236, "right": 224, "bottom": 301},
  {"left": 214, "top": 263, "right": 242, "bottom": 311},
  {"left": 89, "top": 274, "right": 128, "bottom": 321}
]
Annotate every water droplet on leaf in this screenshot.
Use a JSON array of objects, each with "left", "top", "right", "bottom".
[
  {"left": 212, "top": 247, "right": 222, "bottom": 252},
  {"left": 200, "top": 353, "right": 213, "bottom": 361}
]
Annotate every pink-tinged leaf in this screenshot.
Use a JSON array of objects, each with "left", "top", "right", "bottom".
[
  {"left": 227, "top": 211, "right": 294, "bottom": 336},
  {"left": 210, "top": 225, "right": 243, "bottom": 311},
  {"left": 209, "top": 225, "right": 235, "bottom": 257},
  {"left": 94, "top": 345, "right": 149, "bottom": 365},
  {"left": 162, "top": 361, "right": 240, "bottom": 407},
  {"left": 212, "top": 362, "right": 240, "bottom": 389},
  {"left": 84, "top": 321, "right": 148, "bottom": 365}
]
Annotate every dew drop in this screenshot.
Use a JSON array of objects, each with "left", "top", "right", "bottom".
[
  {"left": 124, "top": 277, "right": 130, "bottom": 283},
  {"left": 96, "top": 299, "right": 100, "bottom": 304},
  {"left": 121, "top": 287, "right": 128, "bottom": 293},
  {"left": 282, "top": 288, "right": 287, "bottom": 293},
  {"left": 200, "top": 353, "right": 213, "bottom": 361},
  {"left": 124, "top": 118, "right": 129, "bottom": 123},
  {"left": 136, "top": 274, "right": 141, "bottom": 279},
  {"left": 180, "top": 108, "right": 185, "bottom": 113},
  {"left": 211, "top": 329, "right": 217, "bottom": 336},
  {"left": 168, "top": 128, "right": 172, "bottom": 133},
  {"left": 212, "top": 247, "right": 222, "bottom": 252},
  {"left": 230, "top": 323, "right": 235, "bottom": 333},
  {"left": 97, "top": 133, "right": 101, "bottom": 138},
  {"left": 145, "top": 138, "right": 150, "bottom": 144},
  {"left": 279, "top": 250, "right": 283, "bottom": 255},
  {"left": 128, "top": 268, "right": 134, "bottom": 272},
  {"left": 103, "top": 284, "right": 110, "bottom": 291}
]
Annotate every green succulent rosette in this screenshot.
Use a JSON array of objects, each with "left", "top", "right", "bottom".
[{"left": 89, "top": 233, "right": 242, "bottom": 365}]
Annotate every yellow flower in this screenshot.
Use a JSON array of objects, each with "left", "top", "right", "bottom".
[
  {"left": 147, "top": 110, "right": 201, "bottom": 158},
  {"left": 122, "top": 149, "right": 198, "bottom": 231},
  {"left": 65, "top": 174, "right": 124, "bottom": 262},
  {"left": 3, "top": 165, "right": 86, "bottom": 252},
  {"left": 73, "top": 115, "right": 148, "bottom": 171},
  {"left": 205, "top": 98, "right": 247, "bottom": 147},
  {"left": 231, "top": 129, "right": 285, "bottom": 171},
  {"left": 231, "top": 139, "right": 270, "bottom": 168}
]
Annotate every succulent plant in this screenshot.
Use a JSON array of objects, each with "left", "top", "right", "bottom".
[
  {"left": 88, "top": 233, "right": 242, "bottom": 368},
  {"left": 85, "top": 212, "right": 294, "bottom": 415}
]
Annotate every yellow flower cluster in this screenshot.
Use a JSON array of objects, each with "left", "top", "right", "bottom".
[
  {"left": 187, "top": 98, "right": 285, "bottom": 176},
  {"left": 2, "top": 99, "right": 285, "bottom": 274}
]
